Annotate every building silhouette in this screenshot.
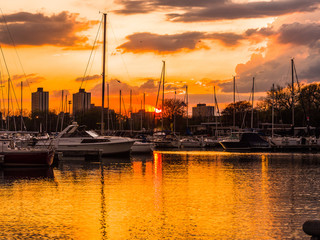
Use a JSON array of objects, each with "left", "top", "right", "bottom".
[
  {"left": 73, "top": 88, "right": 91, "bottom": 114},
  {"left": 192, "top": 103, "right": 214, "bottom": 120},
  {"left": 31, "top": 87, "right": 49, "bottom": 112}
]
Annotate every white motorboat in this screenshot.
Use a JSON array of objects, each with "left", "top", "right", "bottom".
[{"left": 37, "top": 122, "right": 135, "bottom": 156}]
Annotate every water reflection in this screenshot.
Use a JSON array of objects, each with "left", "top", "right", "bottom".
[
  {"left": 0, "top": 167, "right": 54, "bottom": 181},
  {"left": 0, "top": 152, "right": 319, "bottom": 239}
]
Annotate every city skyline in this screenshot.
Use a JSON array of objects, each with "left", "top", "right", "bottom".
[{"left": 0, "top": 0, "right": 320, "bottom": 114}]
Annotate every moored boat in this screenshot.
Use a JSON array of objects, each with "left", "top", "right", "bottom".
[
  {"left": 0, "top": 140, "right": 54, "bottom": 167},
  {"left": 220, "top": 132, "right": 270, "bottom": 151}
]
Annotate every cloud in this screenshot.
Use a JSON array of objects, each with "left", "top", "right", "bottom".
[
  {"left": 117, "top": 31, "right": 244, "bottom": 53},
  {"left": 0, "top": 11, "right": 98, "bottom": 48},
  {"left": 218, "top": 17, "right": 320, "bottom": 94},
  {"left": 51, "top": 89, "right": 71, "bottom": 98},
  {"left": 12, "top": 74, "right": 45, "bottom": 87},
  {"left": 115, "top": 0, "right": 319, "bottom": 22},
  {"left": 74, "top": 74, "right": 101, "bottom": 82},
  {"left": 277, "top": 22, "right": 320, "bottom": 46}
]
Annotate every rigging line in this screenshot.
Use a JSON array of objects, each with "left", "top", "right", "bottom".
[
  {"left": 108, "top": 16, "right": 131, "bottom": 82},
  {"left": 0, "top": 9, "right": 32, "bottom": 93},
  {"left": 9, "top": 77, "right": 21, "bottom": 112},
  {"left": 0, "top": 45, "right": 11, "bottom": 79},
  {"left": 293, "top": 61, "right": 307, "bottom": 123},
  {"left": 10, "top": 95, "right": 16, "bottom": 131},
  {"left": 84, "top": 26, "right": 101, "bottom": 90},
  {"left": 121, "top": 95, "right": 127, "bottom": 116},
  {"left": 80, "top": 15, "right": 103, "bottom": 90},
  {"left": 241, "top": 91, "right": 252, "bottom": 129}
]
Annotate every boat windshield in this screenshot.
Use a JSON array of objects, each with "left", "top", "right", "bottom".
[{"left": 86, "top": 130, "right": 99, "bottom": 138}]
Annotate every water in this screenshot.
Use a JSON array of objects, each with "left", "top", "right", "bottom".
[{"left": 0, "top": 151, "right": 319, "bottom": 239}]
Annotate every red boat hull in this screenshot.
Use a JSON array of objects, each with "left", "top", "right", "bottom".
[{"left": 1, "top": 150, "right": 55, "bottom": 167}]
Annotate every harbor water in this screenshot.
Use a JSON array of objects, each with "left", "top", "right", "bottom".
[{"left": 0, "top": 151, "right": 319, "bottom": 239}]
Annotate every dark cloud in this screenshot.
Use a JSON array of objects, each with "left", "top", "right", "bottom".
[
  {"left": 117, "top": 31, "right": 244, "bottom": 53},
  {"left": 168, "top": 0, "right": 319, "bottom": 22},
  {"left": 12, "top": 74, "right": 45, "bottom": 87},
  {"left": 278, "top": 22, "right": 320, "bottom": 46},
  {"left": 0, "top": 11, "right": 98, "bottom": 48},
  {"left": 139, "top": 79, "right": 158, "bottom": 92},
  {"left": 115, "top": 0, "right": 319, "bottom": 22},
  {"left": 75, "top": 74, "right": 101, "bottom": 82},
  {"left": 114, "top": 0, "right": 226, "bottom": 14}
]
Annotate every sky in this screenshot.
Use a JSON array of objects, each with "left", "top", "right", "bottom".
[{"left": 0, "top": 0, "right": 320, "bottom": 115}]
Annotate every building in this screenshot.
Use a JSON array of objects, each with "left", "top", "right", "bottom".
[
  {"left": 192, "top": 103, "right": 214, "bottom": 119},
  {"left": 73, "top": 89, "right": 91, "bottom": 114},
  {"left": 32, "top": 87, "right": 49, "bottom": 112}
]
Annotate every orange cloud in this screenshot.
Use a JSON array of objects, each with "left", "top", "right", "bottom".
[{"left": 12, "top": 74, "right": 45, "bottom": 87}]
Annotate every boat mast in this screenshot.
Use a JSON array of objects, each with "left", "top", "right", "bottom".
[
  {"left": 186, "top": 85, "right": 188, "bottom": 129},
  {"left": 272, "top": 83, "right": 274, "bottom": 138},
  {"left": 251, "top": 77, "right": 255, "bottom": 129},
  {"left": 101, "top": 13, "right": 107, "bottom": 135},
  {"left": 233, "top": 76, "right": 235, "bottom": 130},
  {"left": 140, "top": 99, "right": 143, "bottom": 131},
  {"left": 161, "top": 60, "right": 165, "bottom": 131},
  {"left": 130, "top": 89, "right": 132, "bottom": 133},
  {"left": 291, "top": 58, "right": 294, "bottom": 127},
  {"left": 107, "top": 83, "right": 110, "bottom": 132},
  {"left": 7, "top": 76, "right": 9, "bottom": 130},
  {"left": 119, "top": 89, "right": 121, "bottom": 130},
  {"left": 174, "top": 89, "right": 176, "bottom": 134},
  {"left": 214, "top": 86, "right": 218, "bottom": 137},
  {"left": 143, "top": 92, "right": 145, "bottom": 130},
  {"left": 20, "top": 80, "right": 23, "bottom": 131}
]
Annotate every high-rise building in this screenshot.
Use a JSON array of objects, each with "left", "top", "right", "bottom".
[
  {"left": 31, "top": 87, "right": 49, "bottom": 112},
  {"left": 73, "top": 88, "right": 91, "bottom": 114},
  {"left": 192, "top": 103, "right": 214, "bottom": 119}
]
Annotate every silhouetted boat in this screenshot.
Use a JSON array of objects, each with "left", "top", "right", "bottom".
[
  {"left": 0, "top": 140, "right": 54, "bottom": 167},
  {"left": 219, "top": 132, "right": 270, "bottom": 151}
]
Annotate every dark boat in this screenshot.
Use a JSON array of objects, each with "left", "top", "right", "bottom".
[
  {"left": 219, "top": 132, "right": 270, "bottom": 151},
  {"left": 0, "top": 140, "right": 54, "bottom": 167},
  {"left": 0, "top": 149, "right": 54, "bottom": 167}
]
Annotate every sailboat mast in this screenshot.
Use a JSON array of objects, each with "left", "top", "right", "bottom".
[
  {"left": 7, "top": 77, "right": 9, "bottom": 130},
  {"left": 214, "top": 86, "right": 218, "bottom": 137},
  {"left": 233, "top": 76, "right": 235, "bottom": 130},
  {"left": 107, "top": 83, "right": 109, "bottom": 132},
  {"left": 186, "top": 85, "right": 188, "bottom": 128},
  {"left": 130, "top": 89, "right": 132, "bottom": 132},
  {"left": 251, "top": 77, "right": 255, "bottom": 129},
  {"left": 20, "top": 81, "right": 23, "bottom": 131},
  {"left": 291, "top": 58, "right": 294, "bottom": 127},
  {"left": 101, "top": 13, "right": 107, "bottom": 135},
  {"left": 161, "top": 60, "right": 165, "bottom": 130},
  {"left": 119, "top": 90, "right": 121, "bottom": 130},
  {"left": 272, "top": 84, "right": 274, "bottom": 138}
]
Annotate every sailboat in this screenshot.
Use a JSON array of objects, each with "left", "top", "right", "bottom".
[
  {"left": 268, "top": 59, "right": 308, "bottom": 149},
  {"left": 36, "top": 14, "right": 135, "bottom": 156}
]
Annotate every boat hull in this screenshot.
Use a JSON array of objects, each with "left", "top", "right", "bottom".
[
  {"left": 56, "top": 141, "right": 135, "bottom": 156},
  {"left": 0, "top": 149, "right": 55, "bottom": 167}
]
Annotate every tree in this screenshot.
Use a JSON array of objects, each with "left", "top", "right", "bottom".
[{"left": 221, "top": 101, "right": 251, "bottom": 127}]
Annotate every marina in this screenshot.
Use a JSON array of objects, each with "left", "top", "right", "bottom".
[{"left": 1, "top": 1, "right": 320, "bottom": 239}]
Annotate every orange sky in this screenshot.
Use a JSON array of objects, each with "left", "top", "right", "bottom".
[{"left": 1, "top": 0, "right": 320, "bottom": 115}]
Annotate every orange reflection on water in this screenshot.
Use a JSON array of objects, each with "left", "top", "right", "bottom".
[{"left": 0, "top": 152, "right": 313, "bottom": 239}]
